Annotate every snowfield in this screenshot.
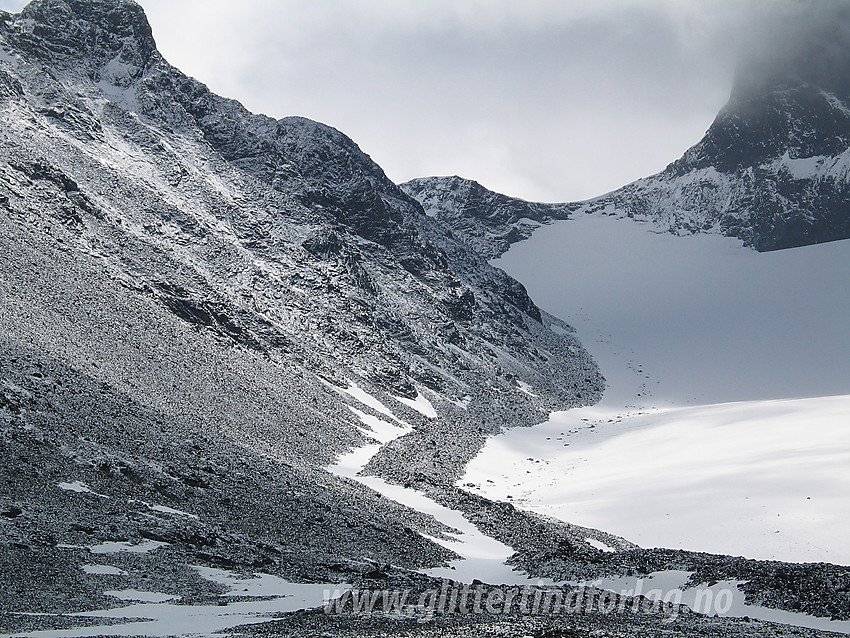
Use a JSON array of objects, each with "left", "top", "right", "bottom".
[
  {"left": 465, "top": 396, "right": 850, "bottom": 565},
  {"left": 465, "top": 214, "right": 850, "bottom": 565}
]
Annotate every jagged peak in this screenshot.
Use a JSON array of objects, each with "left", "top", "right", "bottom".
[
  {"left": 404, "top": 175, "right": 490, "bottom": 196},
  {"left": 408, "top": 175, "right": 476, "bottom": 186},
  {"left": 13, "top": 0, "right": 157, "bottom": 67}
]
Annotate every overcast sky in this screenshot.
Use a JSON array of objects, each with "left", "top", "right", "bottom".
[{"left": 0, "top": 1, "right": 798, "bottom": 201}]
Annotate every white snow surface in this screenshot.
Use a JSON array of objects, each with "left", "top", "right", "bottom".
[
  {"left": 466, "top": 396, "right": 850, "bottom": 564},
  {"left": 58, "top": 481, "right": 107, "bottom": 498},
  {"left": 348, "top": 406, "right": 409, "bottom": 444},
  {"left": 145, "top": 504, "right": 197, "bottom": 519},
  {"left": 392, "top": 390, "right": 438, "bottom": 419},
  {"left": 501, "top": 214, "right": 850, "bottom": 407},
  {"left": 104, "top": 590, "right": 181, "bottom": 603},
  {"left": 585, "top": 538, "right": 616, "bottom": 553},
  {"left": 81, "top": 565, "right": 128, "bottom": 576},
  {"left": 463, "top": 214, "right": 850, "bottom": 565},
  {"left": 334, "top": 381, "right": 405, "bottom": 424},
  {"left": 128, "top": 500, "right": 198, "bottom": 519},
  {"left": 88, "top": 540, "right": 169, "bottom": 555},
  {"left": 332, "top": 464, "right": 547, "bottom": 585}
]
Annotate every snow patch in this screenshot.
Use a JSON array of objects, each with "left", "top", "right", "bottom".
[
  {"left": 58, "top": 481, "right": 107, "bottom": 498},
  {"left": 348, "top": 406, "right": 410, "bottom": 445},
  {"left": 328, "top": 405, "right": 546, "bottom": 585},
  {"left": 342, "top": 469, "right": 542, "bottom": 585},
  {"left": 467, "top": 395, "right": 850, "bottom": 565},
  {"left": 332, "top": 381, "right": 404, "bottom": 424},
  {"left": 193, "top": 566, "right": 337, "bottom": 600},
  {"left": 392, "top": 390, "right": 438, "bottom": 419},
  {"left": 516, "top": 381, "right": 537, "bottom": 397},
  {"left": 514, "top": 217, "right": 541, "bottom": 227},
  {"left": 88, "top": 540, "right": 169, "bottom": 555},
  {"left": 776, "top": 152, "right": 825, "bottom": 180},
  {"left": 104, "top": 590, "right": 180, "bottom": 603},
  {"left": 327, "top": 406, "right": 413, "bottom": 479},
  {"left": 81, "top": 565, "right": 128, "bottom": 576},
  {"left": 129, "top": 500, "right": 198, "bottom": 519},
  {"left": 585, "top": 538, "right": 616, "bottom": 553},
  {"left": 446, "top": 395, "right": 471, "bottom": 410},
  {"left": 0, "top": 48, "right": 20, "bottom": 66},
  {"left": 147, "top": 504, "right": 197, "bottom": 519}
]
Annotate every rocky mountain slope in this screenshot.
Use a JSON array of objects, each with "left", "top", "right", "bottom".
[
  {"left": 0, "top": 0, "right": 605, "bottom": 622},
  {"left": 401, "top": 176, "right": 571, "bottom": 260},
  {"left": 402, "top": 6, "right": 850, "bottom": 257},
  {"left": 2, "top": 2, "right": 849, "bottom": 637}
]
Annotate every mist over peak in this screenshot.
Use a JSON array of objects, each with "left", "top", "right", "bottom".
[{"left": 732, "top": 0, "right": 850, "bottom": 102}]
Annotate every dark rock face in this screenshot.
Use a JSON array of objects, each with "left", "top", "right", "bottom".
[
  {"left": 402, "top": 175, "right": 571, "bottom": 260},
  {"left": 17, "top": 0, "right": 156, "bottom": 69}
]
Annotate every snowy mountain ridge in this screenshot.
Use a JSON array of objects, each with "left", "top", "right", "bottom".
[
  {"left": 402, "top": 10, "right": 850, "bottom": 257},
  {"left": 403, "top": 175, "right": 572, "bottom": 260}
]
